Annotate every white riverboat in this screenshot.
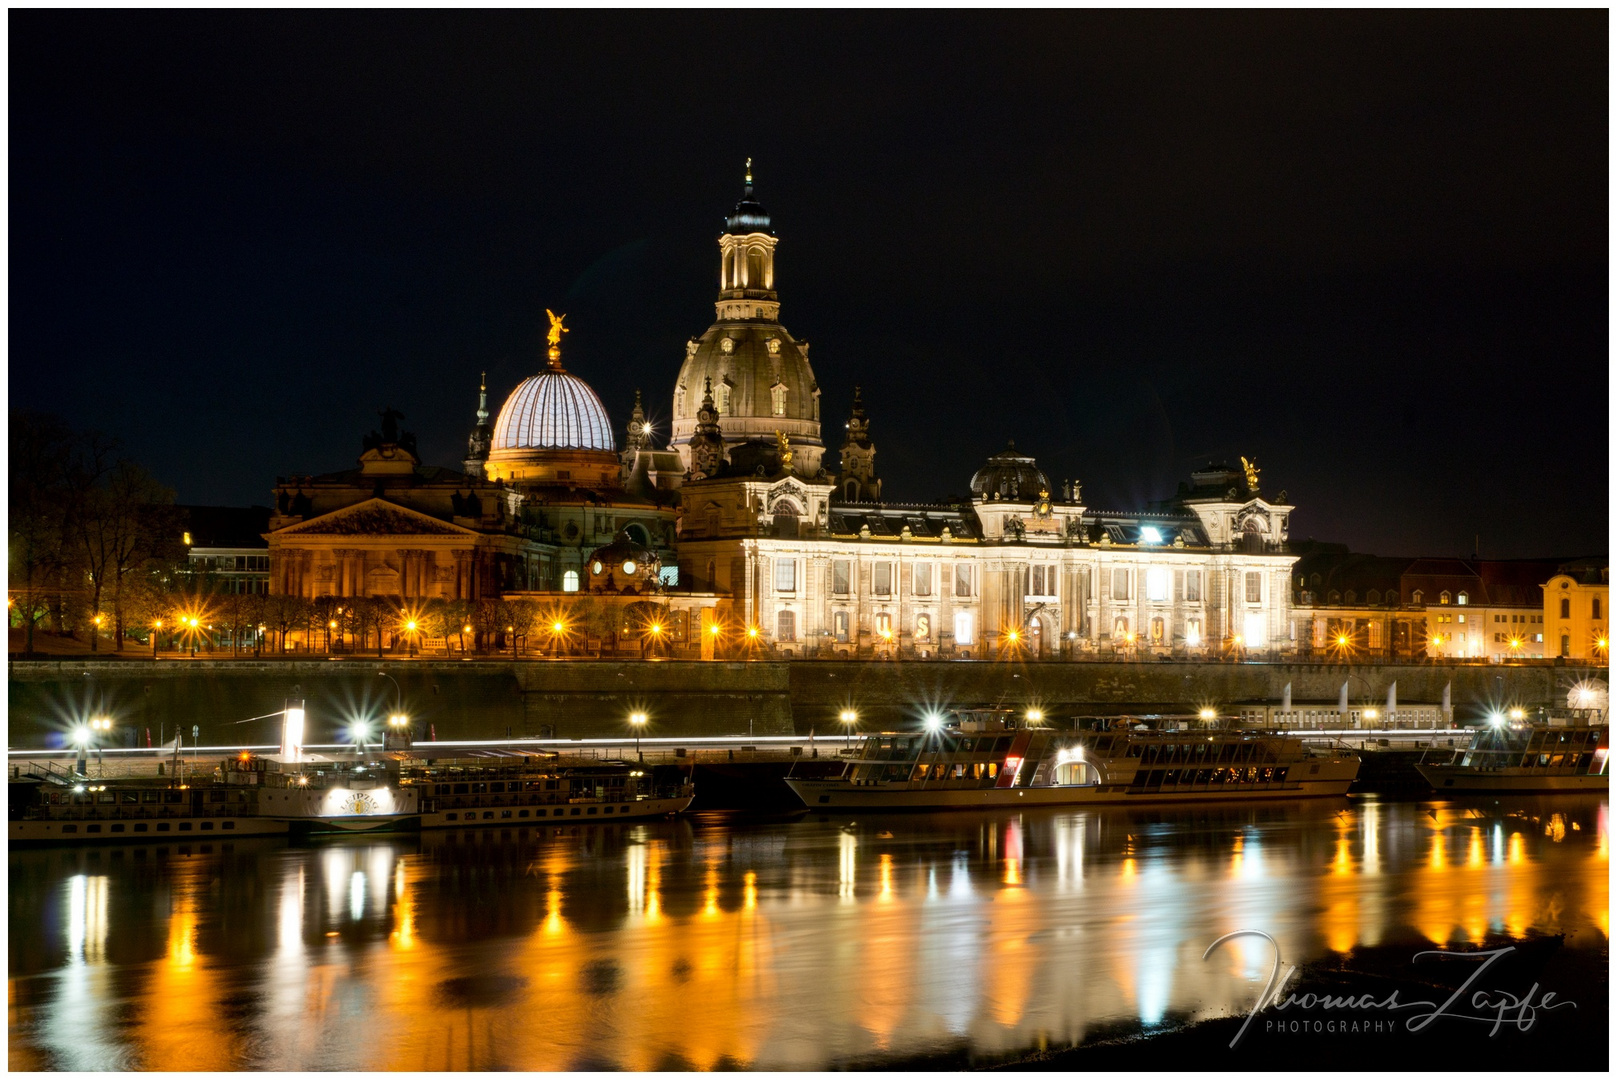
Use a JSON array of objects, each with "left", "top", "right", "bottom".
[
  {"left": 1415, "top": 714, "right": 1608, "bottom": 793},
  {"left": 8, "top": 755, "right": 419, "bottom": 845},
  {"left": 785, "top": 713, "right": 1359, "bottom": 811}
]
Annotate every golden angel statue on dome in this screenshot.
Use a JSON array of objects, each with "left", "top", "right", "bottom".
[
  {"left": 775, "top": 430, "right": 794, "bottom": 473},
  {"left": 545, "top": 309, "right": 569, "bottom": 348}
]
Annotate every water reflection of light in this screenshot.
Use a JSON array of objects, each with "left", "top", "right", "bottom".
[
  {"left": 628, "top": 843, "right": 647, "bottom": 914},
  {"left": 1492, "top": 823, "right": 1505, "bottom": 866},
  {"left": 1508, "top": 832, "right": 1524, "bottom": 866},
  {"left": 349, "top": 870, "right": 366, "bottom": 921},
  {"left": 543, "top": 888, "right": 565, "bottom": 935},
  {"left": 878, "top": 853, "right": 894, "bottom": 902},
  {"left": 68, "top": 875, "right": 109, "bottom": 964},
  {"left": 1429, "top": 831, "right": 1447, "bottom": 872},
  {"left": 1546, "top": 814, "right": 1567, "bottom": 842},
  {"left": 391, "top": 861, "right": 415, "bottom": 950},
  {"left": 950, "top": 853, "right": 972, "bottom": 899},
  {"left": 838, "top": 831, "right": 857, "bottom": 901},
  {"left": 1467, "top": 827, "right": 1485, "bottom": 868},
  {"left": 743, "top": 870, "right": 758, "bottom": 911},
  {"left": 703, "top": 867, "right": 720, "bottom": 918},
  {"left": 1363, "top": 801, "right": 1380, "bottom": 876},
  {"left": 368, "top": 847, "right": 391, "bottom": 918},
  {"left": 1004, "top": 818, "right": 1024, "bottom": 886}
]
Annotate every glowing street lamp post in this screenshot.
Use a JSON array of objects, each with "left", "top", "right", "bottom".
[
  {"left": 839, "top": 708, "right": 858, "bottom": 750},
  {"left": 629, "top": 710, "right": 647, "bottom": 760},
  {"left": 151, "top": 618, "right": 163, "bottom": 660}
]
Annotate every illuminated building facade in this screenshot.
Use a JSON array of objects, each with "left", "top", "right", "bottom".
[{"left": 1544, "top": 558, "right": 1609, "bottom": 659}]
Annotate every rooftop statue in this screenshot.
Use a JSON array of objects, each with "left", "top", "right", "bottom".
[
  {"left": 546, "top": 309, "right": 570, "bottom": 348},
  {"left": 1241, "top": 456, "right": 1261, "bottom": 494}
]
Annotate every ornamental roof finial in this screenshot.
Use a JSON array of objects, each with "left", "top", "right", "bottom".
[{"left": 745, "top": 157, "right": 752, "bottom": 186}]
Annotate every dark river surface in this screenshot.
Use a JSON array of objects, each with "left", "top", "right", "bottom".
[{"left": 8, "top": 794, "right": 1608, "bottom": 1071}]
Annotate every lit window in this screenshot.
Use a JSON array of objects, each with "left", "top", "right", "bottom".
[
  {"left": 876, "top": 612, "right": 892, "bottom": 636},
  {"left": 1186, "top": 619, "right": 1201, "bottom": 647},
  {"left": 770, "top": 383, "right": 787, "bottom": 417},
  {"left": 832, "top": 560, "right": 850, "bottom": 595},
  {"left": 716, "top": 382, "right": 731, "bottom": 414},
  {"left": 1456, "top": 592, "right": 1468, "bottom": 605},
  {"left": 1243, "top": 613, "right": 1267, "bottom": 647},
  {"left": 915, "top": 613, "right": 931, "bottom": 640},
  {"left": 833, "top": 611, "right": 849, "bottom": 643},
  {"left": 1246, "top": 572, "right": 1263, "bottom": 604},
  {"left": 873, "top": 563, "right": 892, "bottom": 596},
  {"left": 1186, "top": 569, "right": 1202, "bottom": 603},
  {"left": 1141, "top": 526, "right": 1162, "bottom": 544},
  {"left": 562, "top": 570, "right": 579, "bottom": 592},
  {"left": 774, "top": 558, "right": 797, "bottom": 592},
  {"left": 954, "top": 611, "right": 975, "bottom": 645},
  {"left": 913, "top": 563, "right": 933, "bottom": 597},
  {"left": 1111, "top": 568, "right": 1130, "bottom": 600},
  {"left": 1146, "top": 567, "right": 1169, "bottom": 602},
  {"left": 954, "top": 564, "right": 972, "bottom": 598},
  {"left": 776, "top": 610, "right": 796, "bottom": 642},
  {"left": 1439, "top": 591, "right": 1451, "bottom": 605}
]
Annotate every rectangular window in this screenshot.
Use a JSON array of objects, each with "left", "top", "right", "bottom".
[
  {"left": 1186, "top": 618, "right": 1202, "bottom": 647},
  {"left": 777, "top": 610, "right": 796, "bottom": 642},
  {"left": 1186, "top": 569, "right": 1202, "bottom": 603},
  {"left": 1560, "top": 598, "right": 1570, "bottom": 618},
  {"left": 873, "top": 562, "right": 893, "bottom": 596},
  {"left": 1243, "top": 612, "right": 1267, "bottom": 648},
  {"left": 832, "top": 559, "right": 850, "bottom": 595},
  {"left": 954, "top": 611, "right": 975, "bottom": 645},
  {"left": 774, "top": 558, "right": 797, "bottom": 592},
  {"left": 954, "top": 564, "right": 972, "bottom": 598},
  {"left": 1596, "top": 598, "right": 1603, "bottom": 620},
  {"left": 913, "top": 563, "right": 933, "bottom": 597},
  {"left": 1146, "top": 567, "right": 1169, "bottom": 602},
  {"left": 915, "top": 613, "right": 931, "bottom": 640},
  {"left": 1245, "top": 572, "right": 1262, "bottom": 604},
  {"left": 834, "top": 611, "right": 850, "bottom": 643},
  {"left": 1111, "top": 568, "right": 1130, "bottom": 601}
]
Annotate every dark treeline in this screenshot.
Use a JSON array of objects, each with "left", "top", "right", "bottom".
[{"left": 9, "top": 410, "right": 184, "bottom": 654}]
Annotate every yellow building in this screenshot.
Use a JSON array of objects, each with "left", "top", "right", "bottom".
[{"left": 1543, "top": 559, "right": 1609, "bottom": 659}]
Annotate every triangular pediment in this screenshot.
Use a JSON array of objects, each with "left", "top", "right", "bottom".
[{"left": 272, "top": 498, "right": 478, "bottom": 537}]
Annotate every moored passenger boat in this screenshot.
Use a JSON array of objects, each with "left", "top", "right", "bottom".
[
  {"left": 1415, "top": 715, "right": 1609, "bottom": 792},
  {"left": 785, "top": 713, "right": 1359, "bottom": 811},
  {"left": 8, "top": 754, "right": 419, "bottom": 845},
  {"left": 398, "top": 757, "right": 694, "bottom": 828}
]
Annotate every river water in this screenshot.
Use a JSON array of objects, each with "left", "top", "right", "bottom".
[{"left": 8, "top": 794, "right": 1608, "bottom": 1070}]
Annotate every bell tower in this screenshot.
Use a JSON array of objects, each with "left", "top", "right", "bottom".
[{"left": 715, "top": 158, "right": 781, "bottom": 323}]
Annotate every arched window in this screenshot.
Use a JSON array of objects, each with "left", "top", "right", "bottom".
[
  {"left": 772, "top": 500, "right": 801, "bottom": 539},
  {"left": 705, "top": 559, "right": 716, "bottom": 589},
  {"left": 716, "top": 381, "right": 731, "bottom": 414},
  {"left": 770, "top": 382, "right": 787, "bottom": 416},
  {"left": 1560, "top": 598, "right": 1571, "bottom": 619},
  {"left": 626, "top": 523, "right": 651, "bottom": 546},
  {"left": 562, "top": 570, "right": 579, "bottom": 593}
]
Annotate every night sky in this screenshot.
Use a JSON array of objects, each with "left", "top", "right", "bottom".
[{"left": 10, "top": 11, "right": 1607, "bottom": 559}]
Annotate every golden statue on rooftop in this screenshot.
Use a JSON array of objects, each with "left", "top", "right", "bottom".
[
  {"left": 1241, "top": 456, "right": 1261, "bottom": 494},
  {"left": 776, "top": 430, "right": 794, "bottom": 473},
  {"left": 545, "top": 309, "right": 569, "bottom": 348}
]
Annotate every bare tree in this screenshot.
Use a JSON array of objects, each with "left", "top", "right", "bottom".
[{"left": 8, "top": 412, "right": 76, "bottom": 655}]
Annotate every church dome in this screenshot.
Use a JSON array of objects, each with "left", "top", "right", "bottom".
[
  {"left": 970, "top": 442, "right": 1051, "bottom": 502},
  {"left": 491, "top": 370, "right": 615, "bottom": 453}
]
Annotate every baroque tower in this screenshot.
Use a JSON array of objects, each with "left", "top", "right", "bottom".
[
  {"left": 837, "top": 385, "right": 880, "bottom": 502},
  {"left": 671, "top": 162, "right": 824, "bottom": 476},
  {"left": 463, "top": 372, "right": 492, "bottom": 477}
]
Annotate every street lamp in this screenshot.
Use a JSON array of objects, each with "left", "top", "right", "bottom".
[
  {"left": 839, "top": 708, "right": 858, "bottom": 749},
  {"left": 629, "top": 710, "right": 648, "bottom": 758},
  {"left": 1025, "top": 708, "right": 1044, "bottom": 726},
  {"left": 92, "top": 613, "right": 104, "bottom": 653},
  {"left": 152, "top": 618, "right": 163, "bottom": 659},
  {"left": 89, "top": 716, "right": 112, "bottom": 776},
  {"left": 404, "top": 618, "right": 419, "bottom": 657},
  {"left": 376, "top": 670, "right": 402, "bottom": 732},
  {"left": 508, "top": 625, "right": 518, "bottom": 660}
]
